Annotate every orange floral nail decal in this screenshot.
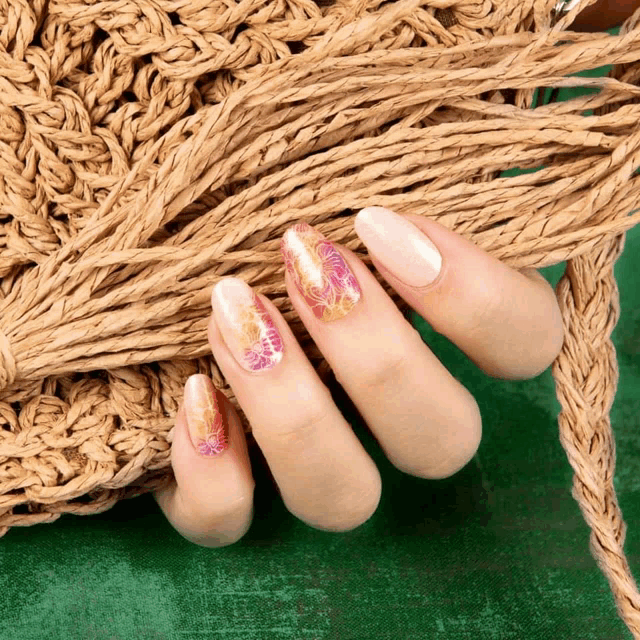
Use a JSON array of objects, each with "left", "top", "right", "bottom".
[
  {"left": 213, "top": 278, "right": 284, "bottom": 372},
  {"left": 281, "top": 223, "right": 361, "bottom": 322},
  {"left": 231, "top": 293, "right": 284, "bottom": 371},
  {"left": 184, "top": 375, "right": 228, "bottom": 456}
]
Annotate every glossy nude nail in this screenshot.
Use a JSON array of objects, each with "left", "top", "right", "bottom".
[
  {"left": 281, "top": 222, "right": 361, "bottom": 322},
  {"left": 212, "top": 277, "right": 284, "bottom": 372},
  {"left": 354, "top": 206, "right": 442, "bottom": 287},
  {"left": 184, "top": 374, "right": 228, "bottom": 456}
]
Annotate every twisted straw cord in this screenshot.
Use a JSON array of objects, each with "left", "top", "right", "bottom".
[{"left": 554, "top": 234, "right": 640, "bottom": 636}]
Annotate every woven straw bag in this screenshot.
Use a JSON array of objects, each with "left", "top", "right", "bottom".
[{"left": 1, "top": 0, "right": 640, "bottom": 633}]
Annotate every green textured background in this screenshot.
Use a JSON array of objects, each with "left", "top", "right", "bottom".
[{"left": 1, "top": 84, "right": 639, "bottom": 639}]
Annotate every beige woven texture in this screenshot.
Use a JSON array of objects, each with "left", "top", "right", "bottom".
[{"left": 1, "top": 0, "right": 640, "bottom": 632}]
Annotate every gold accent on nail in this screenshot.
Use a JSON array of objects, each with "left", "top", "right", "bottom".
[{"left": 281, "top": 223, "right": 361, "bottom": 322}]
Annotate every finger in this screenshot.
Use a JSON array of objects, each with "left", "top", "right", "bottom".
[
  {"left": 354, "top": 207, "right": 565, "bottom": 380},
  {"left": 281, "top": 222, "right": 481, "bottom": 480},
  {"left": 154, "top": 374, "right": 255, "bottom": 547},
  {"left": 207, "top": 277, "right": 381, "bottom": 532}
]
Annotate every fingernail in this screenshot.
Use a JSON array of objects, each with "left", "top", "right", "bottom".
[
  {"left": 184, "top": 374, "right": 228, "bottom": 456},
  {"left": 354, "top": 207, "right": 442, "bottom": 287},
  {"left": 212, "top": 277, "right": 284, "bottom": 372},
  {"left": 281, "top": 222, "right": 361, "bottom": 322}
]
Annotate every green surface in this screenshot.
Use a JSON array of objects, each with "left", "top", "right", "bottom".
[{"left": 2, "top": 73, "right": 640, "bottom": 640}]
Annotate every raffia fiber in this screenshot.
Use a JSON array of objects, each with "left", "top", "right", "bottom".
[{"left": 1, "top": 0, "right": 640, "bottom": 632}]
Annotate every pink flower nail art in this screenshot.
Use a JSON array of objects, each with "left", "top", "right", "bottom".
[
  {"left": 281, "top": 223, "right": 361, "bottom": 322},
  {"left": 212, "top": 278, "right": 284, "bottom": 373},
  {"left": 238, "top": 296, "right": 284, "bottom": 372},
  {"left": 184, "top": 375, "right": 228, "bottom": 456}
]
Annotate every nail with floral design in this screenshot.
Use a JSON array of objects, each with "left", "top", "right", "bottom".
[
  {"left": 281, "top": 222, "right": 362, "bottom": 322},
  {"left": 184, "top": 374, "right": 228, "bottom": 456},
  {"left": 212, "top": 277, "right": 285, "bottom": 372}
]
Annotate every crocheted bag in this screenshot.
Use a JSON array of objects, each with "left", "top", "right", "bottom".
[{"left": 1, "top": 0, "right": 640, "bottom": 633}]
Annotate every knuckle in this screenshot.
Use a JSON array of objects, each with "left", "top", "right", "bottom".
[
  {"left": 331, "top": 481, "right": 381, "bottom": 532},
  {"left": 355, "top": 349, "right": 408, "bottom": 391},
  {"left": 521, "top": 278, "right": 566, "bottom": 375},
  {"left": 189, "top": 519, "right": 251, "bottom": 548},
  {"left": 211, "top": 491, "right": 255, "bottom": 521},
  {"left": 501, "top": 288, "right": 566, "bottom": 380},
  {"left": 302, "top": 473, "right": 382, "bottom": 533},
  {"left": 538, "top": 305, "right": 565, "bottom": 367},
  {"left": 429, "top": 428, "right": 481, "bottom": 479},
  {"left": 189, "top": 528, "right": 248, "bottom": 548},
  {"left": 270, "top": 402, "right": 331, "bottom": 447},
  {"left": 177, "top": 481, "right": 253, "bottom": 524},
  {"left": 285, "top": 462, "right": 382, "bottom": 533},
  {"left": 392, "top": 394, "right": 482, "bottom": 480},
  {"left": 464, "top": 283, "right": 504, "bottom": 339}
]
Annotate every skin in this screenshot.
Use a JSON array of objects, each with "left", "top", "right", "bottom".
[
  {"left": 154, "top": 2, "right": 640, "bottom": 546},
  {"left": 155, "top": 211, "right": 564, "bottom": 545}
]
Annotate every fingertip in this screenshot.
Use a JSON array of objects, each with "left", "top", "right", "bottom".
[{"left": 156, "top": 374, "right": 255, "bottom": 547}]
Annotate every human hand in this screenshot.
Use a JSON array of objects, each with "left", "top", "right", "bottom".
[{"left": 154, "top": 207, "right": 564, "bottom": 546}]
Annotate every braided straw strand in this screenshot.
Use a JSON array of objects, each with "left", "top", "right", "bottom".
[{"left": 553, "top": 234, "right": 640, "bottom": 633}]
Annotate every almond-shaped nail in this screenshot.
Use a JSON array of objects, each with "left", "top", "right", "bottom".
[
  {"left": 281, "top": 222, "right": 361, "bottom": 322},
  {"left": 184, "top": 374, "right": 228, "bottom": 456},
  {"left": 354, "top": 206, "right": 442, "bottom": 287},
  {"left": 212, "top": 277, "right": 284, "bottom": 372}
]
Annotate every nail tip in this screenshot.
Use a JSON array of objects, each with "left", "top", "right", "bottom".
[
  {"left": 355, "top": 207, "right": 393, "bottom": 238},
  {"left": 213, "top": 278, "right": 254, "bottom": 310},
  {"left": 358, "top": 206, "right": 392, "bottom": 218},
  {"left": 284, "top": 221, "right": 309, "bottom": 235},
  {"left": 215, "top": 276, "right": 245, "bottom": 291},
  {"left": 185, "top": 372, "right": 212, "bottom": 391}
]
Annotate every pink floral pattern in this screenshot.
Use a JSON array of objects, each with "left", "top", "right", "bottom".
[
  {"left": 185, "top": 376, "right": 228, "bottom": 456},
  {"left": 241, "top": 297, "right": 285, "bottom": 371},
  {"left": 196, "top": 405, "right": 227, "bottom": 456},
  {"left": 229, "top": 292, "right": 284, "bottom": 372},
  {"left": 281, "top": 223, "right": 361, "bottom": 322}
]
